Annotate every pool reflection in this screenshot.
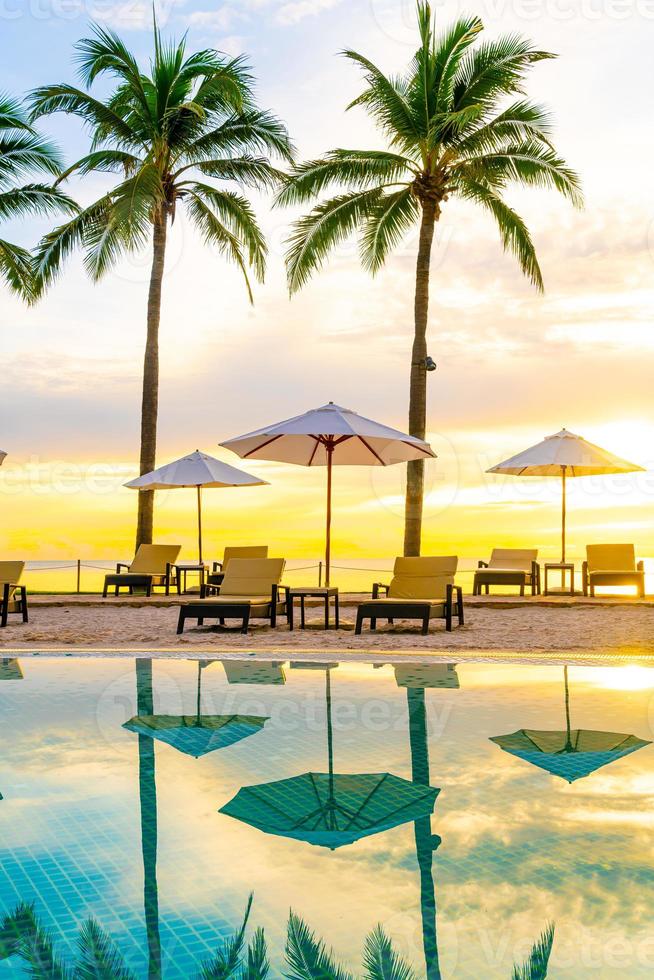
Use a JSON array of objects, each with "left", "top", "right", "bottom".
[{"left": 0, "top": 657, "right": 652, "bottom": 978}]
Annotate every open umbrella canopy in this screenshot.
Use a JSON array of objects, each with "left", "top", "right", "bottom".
[
  {"left": 488, "top": 429, "right": 644, "bottom": 563},
  {"left": 0, "top": 451, "right": 5, "bottom": 466},
  {"left": 221, "top": 402, "right": 435, "bottom": 584},
  {"left": 394, "top": 664, "right": 459, "bottom": 689},
  {"left": 488, "top": 429, "right": 643, "bottom": 477},
  {"left": 125, "top": 450, "right": 267, "bottom": 564},
  {"left": 219, "top": 771, "right": 439, "bottom": 849},
  {"left": 0, "top": 658, "right": 23, "bottom": 681},
  {"left": 221, "top": 402, "right": 435, "bottom": 466},
  {"left": 490, "top": 728, "right": 651, "bottom": 783},
  {"left": 222, "top": 661, "right": 287, "bottom": 685},
  {"left": 125, "top": 450, "right": 268, "bottom": 490},
  {"left": 123, "top": 714, "right": 268, "bottom": 758}
]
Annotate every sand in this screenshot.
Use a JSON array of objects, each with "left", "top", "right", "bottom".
[{"left": 2, "top": 596, "right": 654, "bottom": 657}]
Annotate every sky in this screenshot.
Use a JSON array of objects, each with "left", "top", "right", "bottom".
[{"left": 1, "top": 0, "right": 654, "bottom": 567}]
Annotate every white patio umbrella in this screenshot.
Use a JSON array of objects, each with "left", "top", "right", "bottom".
[
  {"left": 221, "top": 402, "right": 435, "bottom": 586},
  {"left": 125, "top": 451, "right": 268, "bottom": 564},
  {"left": 488, "top": 429, "right": 644, "bottom": 562}
]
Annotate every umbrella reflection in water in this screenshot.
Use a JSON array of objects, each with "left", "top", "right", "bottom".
[
  {"left": 491, "top": 666, "right": 652, "bottom": 782},
  {"left": 123, "top": 661, "right": 269, "bottom": 758},
  {"left": 220, "top": 666, "right": 439, "bottom": 850}
]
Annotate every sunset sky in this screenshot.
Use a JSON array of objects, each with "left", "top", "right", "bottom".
[{"left": 2, "top": 0, "right": 654, "bottom": 565}]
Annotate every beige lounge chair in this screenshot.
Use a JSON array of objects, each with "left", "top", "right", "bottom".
[
  {"left": 103, "top": 544, "right": 181, "bottom": 597},
  {"left": 207, "top": 546, "right": 269, "bottom": 590},
  {"left": 583, "top": 544, "right": 645, "bottom": 597},
  {"left": 0, "top": 562, "right": 28, "bottom": 628},
  {"left": 178, "top": 557, "right": 287, "bottom": 634},
  {"left": 355, "top": 557, "right": 462, "bottom": 634},
  {"left": 473, "top": 549, "right": 540, "bottom": 596}
]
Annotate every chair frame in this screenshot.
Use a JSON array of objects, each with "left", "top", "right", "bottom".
[
  {"left": 177, "top": 584, "right": 289, "bottom": 635},
  {"left": 103, "top": 560, "right": 178, "bottom": 597},
  {"left": 356, "top": 584, "right": 464, "bottom": 635},
  {"left": 0, "top": 583, "right": 28, "bottom": 628},
  {"left": 582, "top": 560, "right": 645, "bottom": 598},
  {"left": 473, "top": 559, "right": 541, "bottom": 597}
]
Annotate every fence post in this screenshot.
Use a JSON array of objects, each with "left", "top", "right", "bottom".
[
  {"left": 76, "top": 559, "right": 81, "bottom": 594},
  {"left": 318, "top": 561, "right": 323, "bottom": 587}
]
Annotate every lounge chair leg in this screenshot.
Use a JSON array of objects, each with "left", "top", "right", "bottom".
[
  {"left": 1, "top": 585, "right": 8, "bottom": 628},
  {"left": 334, "top": 594, "right": 339, "bottom": 630},
  {"left": 457, "top": 588, "right": 464, "bottom": 626},
  {"left": 423, "top": 613, "right": 430, "bottom": 635},
  {"left": 241, "top": 609, "right": 251, "bottom": 635},
  {"left": 520, "top": 584, "right": 525, "bottom": 597},
  {"left": 21, "top": 588, "right": 28, "bottom": 623},
  {"left": 485, "top": 584, "right": 489, "bottom": 595},
  {"left": 355, "top": 610, "right": 364, "bottom": 635},
  {"left": 176, "top": 609, "right": 185, "bottom": 635},
  {"left": 370, "top": 617, "right": 377, "bottom": 632},
  {"left": 388, "top": 618, "right": 394, "bottom": 625}
]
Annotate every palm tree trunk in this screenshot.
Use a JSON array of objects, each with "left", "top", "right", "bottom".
[
  {"left": 404, "top": 199, "right": 438, "bottom": 556},
  {"left": 136, "top": 214, "right": 167, "bottom": 549}
]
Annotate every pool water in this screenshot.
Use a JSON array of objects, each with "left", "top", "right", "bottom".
[{"left": 0, "top": 657, "right": 652, "bottom": 978}]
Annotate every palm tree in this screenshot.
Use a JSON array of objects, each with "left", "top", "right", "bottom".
[
  {"left": 30, "top": 21, "right": 293, "bottom": 547},
  {"left": 277, "top": 1, "right": 581, "bottom": 555},
  {"left": 0, "top": 95, "right": 76, "bottom": 301}
]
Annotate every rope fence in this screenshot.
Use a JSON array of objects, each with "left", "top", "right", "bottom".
[{"left": 18, "top": 555, "right": 614, "bottom": 595}]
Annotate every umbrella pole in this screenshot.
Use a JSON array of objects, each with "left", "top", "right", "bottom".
[
  {"left": 325, "top": 443, "right": 333, "bottom": 588},
  {"left": 196, "top": 485, "right": 203, "bottom": 566},
  {"left": 563, "top": 665, "right": 573, "bottom": 751},
  {"left": 561, "top": 466, "right": 567, "bottom": 565},
  {"left": 196, "top": 660, "right": 202, "bottom": 724}
]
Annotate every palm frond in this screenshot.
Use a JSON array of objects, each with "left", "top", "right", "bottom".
[
  {"left": 0, "top": 131, "right": 63, "bottom": 181},
  {"left": 29, "top": 84, "right": 142, "bottom": 150},
  {"left": 57, "top": 149, "right": 142, "bottom": 182},
  {"left": 453, "top": 35, "right": 555, "bottom": 111},
  {"left": 362, "top": 924, "right": 417, "bottom": 980},
  {"left": 10, "top": 902, "right": 72, "bottom": 979},
  {"left": 512, "top": 923, "right": 555, "bottom": 980},
  {"left": 276, "top": 150, "right": 412, "bottom": 207},
  {"left": 181, "top": 109, "right": 294, "bottom": 164},
  {"left": 344, "top": 50, "right": 420, "bottom": 149},
  {"left": 195, "top": 156, "right": 286, "bottom": 190},
  {"left": 455, "top": 100, "right": 553, "bottom": 155},
  {"left": 32, "top": 194, "right": 113, "bottom": 295},
  {"left": 285, "top": 912, "right": 353, "bottom": 980},
  {"left": 241, "top": 928, "right": 269, "bottom": 980},
  {"left": 0, "top": 93, "right": 33, "bottom": 131},
  {"left": 185, "top": 182, "right": 266, "bottom": 280},
  {"left": 457, "top": 139, "right": 583, "bottom": 206},
  {"left": 457, "top": 176, "right": 543, "bottom": 290},
  {"left": 186, "top": 193, "right": 254, "bottom": 302},
  {"left": 199, "top": 894, "right": 254, "bottom": 980},
  {"left": 82, "top": 165, "right": 162, "bottom": 280},
  {"left": 360, "top": 187, "right": 419, "bottom": 274},
  {"left": 284, "top": 186, "right": 384, "bottom": 293},
  {"left": 431, "top": 15, "right": 483, "bottom": 114},
  {"left": 73, "top": 918, "right": 137, "bottom": 980},
  {"left": 0, "top": 184, "right": 77, "bottom": 221}
]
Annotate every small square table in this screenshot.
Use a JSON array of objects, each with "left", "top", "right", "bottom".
[
  {"left": 544, "top": 562, "right": 575, "bottom": 596},
  {"left": 174, "top": 563, "right": 207, "bottom": 595},
  {"left": 285, "top": 586, "right": 340, "bottom": 630}
]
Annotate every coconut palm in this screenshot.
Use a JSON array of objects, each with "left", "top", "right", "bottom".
[
  {"left": 30, "top": 21, "right": 293, "bottom": 547},
  {"left": 277, "top": 1, "right": 581, "bottom": 555},
  {"left": 0, "top": 95, "right": 76, "bottom": 301}
]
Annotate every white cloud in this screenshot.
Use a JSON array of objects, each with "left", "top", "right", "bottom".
[{"left": 275, "top": 0, "right": 345, "bottom": 26}]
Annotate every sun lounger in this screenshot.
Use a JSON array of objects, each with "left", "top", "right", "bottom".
[
  {"left": 355, "top": 557, "right": 463, "bottom": 635},
  {"left": 582, "top": 544, "right": 645, "bottom": 597},
  {"left": 177, "top": 558, "right": 288, "bottom": 634},
  {"left": 0, "top": 562, "right": 28, "bottom": 627},
  {"left": 207, "top": 546, "right": 269, "bottom": 590},
  {"left": 473, "top": 549, "right": 540, "bottom": 596},
  {"left": 102, "top": 544, "right": 181, "bottom": 597}
]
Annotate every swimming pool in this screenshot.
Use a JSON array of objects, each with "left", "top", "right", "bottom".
[{"left": 0, "top": 656, "right": 652, "bottom": 977}]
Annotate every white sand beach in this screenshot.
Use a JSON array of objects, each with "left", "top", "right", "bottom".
[{"left": 2, "top": 597, "right": 654, "bottom": 656}]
